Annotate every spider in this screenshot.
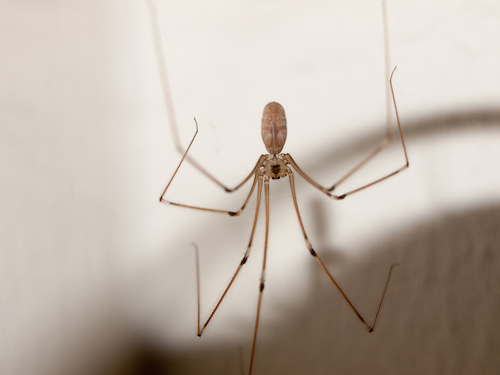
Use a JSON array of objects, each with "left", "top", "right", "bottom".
[{"left": 156, "top": 1, "right": 409, "bottom": 373}]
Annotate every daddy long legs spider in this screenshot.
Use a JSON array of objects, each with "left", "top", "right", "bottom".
[{"left": 155, "top": 1, "right": 409, "bottom": 374}]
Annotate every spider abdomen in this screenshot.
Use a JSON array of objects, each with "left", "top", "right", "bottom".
[{"left": 261, "top": 102, "right": 287, "bottom": 155}]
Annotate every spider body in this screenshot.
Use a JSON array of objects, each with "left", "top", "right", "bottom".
[{"left": 157, "top": 2, "right": 408, "bottom": 374}]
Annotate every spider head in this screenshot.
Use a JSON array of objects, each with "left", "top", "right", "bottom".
[{"left": 264, "top": 155, "right": 288, "bottom": 179}]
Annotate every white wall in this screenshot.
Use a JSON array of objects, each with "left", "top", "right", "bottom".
[{"left": 1, "top": 0, "right": 499, "bottom": 374}]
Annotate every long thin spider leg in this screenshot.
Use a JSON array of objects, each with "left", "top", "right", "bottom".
[
  {"left": 159, "top": 116, "right": 266, "bottom": 214},
  {"left": 327, "top": 0, "right": 394, "bottom": 192},
  {"left": 284, "top": 67, "right": 408, "bottom": 200},
  {"left": 162, "top": 166, "right": 261, "bottom": 216},
  {"left": 284, "top": 1, "right": 408, "bottom": 200},
  {"left": 197, "top": 172, "right": 264, "bottom": 337},
  {"left": 193, "top": 242, "right": 201, "bottom": 335},
  {"left": 159, "top": 118, "right": 199, "bottom": 202},
  {"left": 284, "top": 154, "right": 344, "bottom": 200},
  {"left": 370, "top": 262, "right": 399, "bottom": 331},
  {"left": 288, "top": 170, "right": 397, "bottom": 331},
  {"left": 160, "top": 122, "right": 265, "bottom": 200},
  {"left": 148, "top": 0, "right": 248, "bottom": 192},
  {"left": 248, "top": 175, "right": 270, "bottom": 375},
  {"left": 335, "top": 68, "right": 409, "bottom": 198},
  {"left": 328, "top": 136, "right": 392, "bottom": 192}
]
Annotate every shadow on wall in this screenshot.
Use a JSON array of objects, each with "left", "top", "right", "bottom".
[
  {"left": 113, "top": 202, "right": 500, "bottom": 375},
  {"left": 108, "top": 108, "right": 500, "bottom": 375},
  {"left": 316, "top": 108, "right": 500, "bottom": 170}
]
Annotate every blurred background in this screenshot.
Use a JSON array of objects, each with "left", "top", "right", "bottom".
[{"left": 1, "top": 0, "right": 499, "bottom": 374}]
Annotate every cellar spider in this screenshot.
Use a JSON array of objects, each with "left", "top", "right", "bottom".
[{"left": 154, "top": 0, "right": 409, "bottom": 373}]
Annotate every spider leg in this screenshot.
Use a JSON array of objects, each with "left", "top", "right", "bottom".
[
  {"left": 196, "top": 172, "right": 264, "bottom": 337},
  {"left": 326, "top": 0, "right": 397, "bottom": 192},
  {"left": 288, "top": 169, "right": 397, "bottom": 331},
  {"left": 284, "top": 68, "right": 408, "bottom": 200},
  {"left": 159, "top": 117, "right": 266, "bottom": 215},
  {"left": 248, "top": 175, "right": 270, "bottom": 375},
  {"left": 148, "top": 0, "right": 252, "bottom": 192},
  {"left": 333, "top": 68, "right": 409, "bottom": 198},
  {"left": 283, "top": 0, "right": 408, "bottom": 200}
]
